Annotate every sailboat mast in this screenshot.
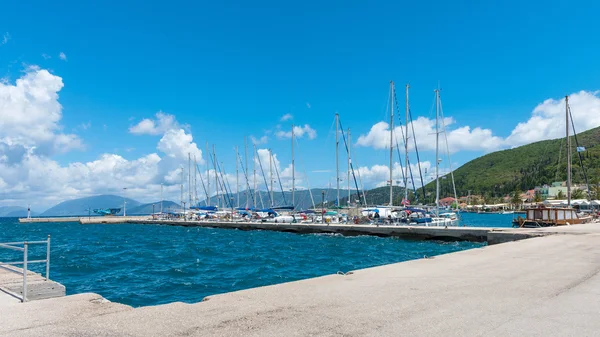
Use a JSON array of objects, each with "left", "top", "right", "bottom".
[
  {"left": 389, "top": 81, "right": 394, "bottom": 206},
  {"left": 188, "top": 153, "right": 192, "bottom": 207},
  {"left": 160, "top": 183, "right": 163, "bottom": 213},
  {"left": 236, "top": 146, "right": 239, "bottom": 208},
  {"left": 335, "top": 113, "right": 340, "bottom": 207},
  {"left": 292, "top": 124, "right": 295, "bottom": 207},
  {"left": 206, "top": 142, "right": 210, "bottom": 206},
  {"left": 245, "top": 137, "right": 249, "bottom": 209},
  {"left": 180, "top": 167, "right": 184, "bottom": 213},
  {"left": 253, "top": 144, "right": 257, "bottom": 208},
  {"left": 269, "top": 149, "right": 274, "bottom": 207},
  {"left": 213, "top": 145, "right": 219, "bottom": 208},
  {"left": 347, "top": 128, "right": 351, "bottom": 207},
  {"left": 566, "top": 95, "right": 571, "bottom": 207},
  {"left": 405, "top": 84, "right": 410, "bottom": 203},
  {"left": 435, "top": 89, "right": 440, "bottom": 216}
]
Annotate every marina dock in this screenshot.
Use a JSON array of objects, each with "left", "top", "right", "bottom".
[
  {"left": 1, "top": 223, "right": 600, "bottom": 336},
  {"left": 23, "top": 215, "right": 600, "bottom": 244}
]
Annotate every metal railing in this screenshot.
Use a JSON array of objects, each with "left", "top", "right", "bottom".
[{"left": 0, "top": 235, "right": 51, "bottom": 302}]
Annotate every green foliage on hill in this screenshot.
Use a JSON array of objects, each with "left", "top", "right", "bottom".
[{"left": 429, "top": 126, "right": 600, "bottom": 199}]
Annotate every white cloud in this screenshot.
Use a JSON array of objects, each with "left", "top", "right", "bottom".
[
  {"left": 129, "top": 111, "right": 180, "bottom": 135},
  {"left": 42, "top": 53, "right": 51, "bottom": 59},
  {"left": 250, "top": 135, "right": 268, "bottom": 145},
  {"left": 306, "top": 102, "right": 311, "bottom": 109},
  {"left": 276, "top": 124, "right": 317, "bottom": 140},
  {"left": 357, "top": 90, "right": 600, "bottom": 155},
  {"left": 157, "top": 129, "right": 203, "bottom": 163},
  {"left": 59, "top": 52, "right": 67, "bottom": 61},
  {"left": 506, "top": 90, "right": 600, "bottom": 146},
  {"left": 356, "top": 117, "right": 503, "bottom": 154},
  {"left": 2, "top": 32, "right": 10, "bottom": 45},
  {"left": 280, "top": 113, "right": 293, "bottom": 121},
  {"left": 0, "top": 66, "right": 83, "bottom": 158}
]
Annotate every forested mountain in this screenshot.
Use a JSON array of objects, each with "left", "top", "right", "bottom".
[{"left": 429, "top": 126, "right": 600, "bottom": 200}]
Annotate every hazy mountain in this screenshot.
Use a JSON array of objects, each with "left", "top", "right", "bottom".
[
  {"left": 0, "top": 206, "right": 38, "bottom": 217},
  {"left": 126, "top": 201, "right": 181, "bottom": 215},
  {"left": 41, "top": 195, "right": 141, "bottom": 216},
  {"left": 199, "top": 188, "right": 341, "bottom": 210}
]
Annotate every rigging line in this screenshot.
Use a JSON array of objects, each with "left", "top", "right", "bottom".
[
  {"left": 409, "top": 108, "right": 427, "bottom": 201},
  {"left": 293, "top": 137, "right": 315, "bottom": 209},
  {"left": 208, "top": 151, "right": 225, "bottom": 207},
  {"left": 393, "top": 88, "right": 420, "bottom": 201},
  {"left": 237, "top": 151, "right": 256, "bottom": 207},
  {"left": 568, "top": 104, "right": 591, "bottom": 199},
  {"left": 272, "top": 154, "right": 288, "bottom": 205},
  {"left": 194, "top": 156, "right": 210, "bottom": 205},
  {"left": 338, "top": 118, "right": 365, "bottom": 205},
  {"left": 214, "top": 157, "right": 234, "bottom": 208},
  {"left": 255, "top": 147, "right": 273, "bottom": 207},
  {"left": 218, "top": 160, "right": 235, "bottom": 208},
  {"left": 438, "top": 96, "right": 459, "bottom": 212}
]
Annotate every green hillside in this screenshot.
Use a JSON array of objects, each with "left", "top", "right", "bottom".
[{"left": 430, "top": 126, "right": 600, "bottom": 200}]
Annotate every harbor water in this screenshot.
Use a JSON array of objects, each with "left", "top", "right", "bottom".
[{"left": 0, "top": 214, "right": 511, "bottom": 307}]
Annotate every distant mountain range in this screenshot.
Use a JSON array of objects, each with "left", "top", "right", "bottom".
[
  {"left": 40, "top": 195, "right": 141, "bottom": 216},
  {"left": 0, "top": 206, "right": 38, "bottom": 218}
]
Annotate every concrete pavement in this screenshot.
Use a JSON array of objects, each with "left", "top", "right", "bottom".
[{"left": 1, "top": 229, "right": 600, "bottom": 336}]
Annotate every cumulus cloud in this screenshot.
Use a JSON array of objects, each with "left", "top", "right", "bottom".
[
  {"left": 157, "top": 129, "right": 203, "bottom": 162},
  {"left": 357, "top": 90, "right": 600, "bottom": 154},
  {"left": 0, "top": 66, "right": 83, "bottom": 158},
  {"left": 59, "top": 52, "right": 67, "bottom": 61},
  {"left": 506, "top": 90, "right": 600, "bottom": 146},
  {"left": 129, "top": 111, "right": 181, "bottom": 135},
  {"left": 356, "top": 118, "right": 503, "bottom": 154},
  {"left": 275, "top": 124, "right": 317, "bottom": 140},
  {"left": 280, "top": 113, "right": 293, "bottom": 121},
  {"left": 0, "top": 66, "right": 211, "bottom": 209}
]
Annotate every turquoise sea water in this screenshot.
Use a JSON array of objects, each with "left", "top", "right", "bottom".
[{"left": 0, "top": 213, "right": 510, "bottom": 307}]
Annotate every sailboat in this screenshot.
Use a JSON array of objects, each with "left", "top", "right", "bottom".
[
  {"left": 426, "top": 89, "right": 459, "bottom": 226},
  {"left": 513, "top": 95, "right": 592, "bottom": 228}
]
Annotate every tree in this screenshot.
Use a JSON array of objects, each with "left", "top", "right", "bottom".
[
  {"left": 557, "top": 190, "right": 565, "bottom": 200},
  {"left": 572, "top": 189, "right": 585, "bottom": 199},
  {"left": 511, "top": 190, "right": 522, "bottom": 208},
  {"left": 534, "top": 191, "right": 543, "bottom": 203}
]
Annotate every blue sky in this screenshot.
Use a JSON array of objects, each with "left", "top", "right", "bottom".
[{"left": 2, "top": 0, "right": 600, "bottom": 209}]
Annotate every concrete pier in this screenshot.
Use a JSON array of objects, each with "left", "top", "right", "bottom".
[
  {"left": 0, "top": 265, "right": 65, "bottom": 302},
  {"left": 19, "top": 216, "right": 82, "bottom": 223},
  {"left": 1, "top": 226, "right": 600, "bottom": 336}
]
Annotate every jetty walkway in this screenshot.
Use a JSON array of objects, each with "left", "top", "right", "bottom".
[{"left": 1, "top": 223, "right": 600, "bottom": 336}]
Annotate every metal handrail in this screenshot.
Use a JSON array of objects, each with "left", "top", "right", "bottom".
[{"left": 0, "top": 235, "right": 51, "bottom": 302}]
